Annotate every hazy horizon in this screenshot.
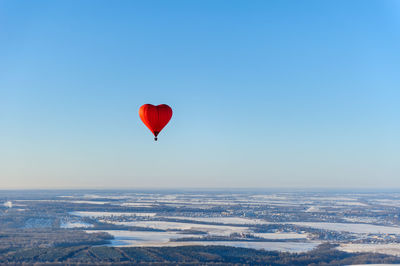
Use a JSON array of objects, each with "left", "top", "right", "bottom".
[
  {"left": 3, "top": 186, "right": 400, "bottom": 191},
  {"left": 1, "top": 0, "right": 399, "bottom": 189}
]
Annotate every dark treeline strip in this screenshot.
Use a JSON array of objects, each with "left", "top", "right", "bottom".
[{"left": 0, "top": 243, "right": 399, "bottom": 265}]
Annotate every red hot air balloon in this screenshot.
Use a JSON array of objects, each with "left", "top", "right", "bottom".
[{"left": 139, "top": 104, "right": 173, "bottom": 141}]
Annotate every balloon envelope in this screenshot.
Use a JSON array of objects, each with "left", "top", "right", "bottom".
[{"left": 139, "top": 104, "right": 173, "bottom": 140}]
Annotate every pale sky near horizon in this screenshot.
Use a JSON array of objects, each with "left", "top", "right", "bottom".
[{"left": 1, "top": 0, "right": 399, "bottom": 189}]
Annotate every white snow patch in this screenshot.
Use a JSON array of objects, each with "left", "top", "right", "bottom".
[
  {"left": 86, "top": 230, "right": 200, "bottom": 246},
  {"left": 334, "top": 201, "right": 367, "bottom": 206},
  {"left": 167, "top": 217, "right": 270, "bottom": 225},
  {"left": 289, "top": 222, "right": 400, "bottom": 235},
  {"left": 120, "top": 203, "right": 154, "bottom": 207},
  {"left": 305, "top": 206, "right": 320, "bottom": 212},
  {"left": 70, "top": 211, "right": 156, "bottom": 218},
  {"left": 71, "top": 201, "right": 109, "bottom": 205},
  {"left": 338, "top": 243, "right": 400, "bottom": 257},
  {"left": 252, "top": 233, "right": 308, "bottom": 240},
  {"left": 3, "top": 201, "right": 12, "bottom": 208},
  {"left": 373, "top": 199, "right": 400, "bottom": 207},
  {"left": 86, "top": 230, "right": 319, "bottom": 252},
  {"left": 111, "top": 221, "right": 250, "bottom": 236},
  {"left": 61, "top": 222, "right": 93, "bottom": 228}
]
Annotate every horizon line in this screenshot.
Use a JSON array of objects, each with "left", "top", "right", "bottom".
[{"left": 1, "top": 187, "right": 400, "bottom": 192}]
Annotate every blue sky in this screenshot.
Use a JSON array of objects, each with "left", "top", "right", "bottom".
[{"left": 1, "top": 0, "right": 399, "bottom": 189}]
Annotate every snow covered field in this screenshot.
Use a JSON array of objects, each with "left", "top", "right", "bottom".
[
  {"left": 111, "top": 221, "right": 250, "bottom": 236},
  {"left": 166, "top": 216, "right": 270, "bottom": 225},
  {"left": 338, "top": 243, "right": 400, "bottom": 256},
  {"left": 86, "top": 230, "right": 201, "bottom": 245},
  {"left": 288, "top": 222, "right": 400, "bottom": 235},
  {"left": 120, "top": 202, "right": 154, "bottom": 207},
  {"left": 61, "top": 221, "right": 93, "bottom": 228},
  {"left": 86, "top": 230, "right": 319, "bottom": 252},
  {"left": 70, "top": 211, "right": 157, "bottom": 218},
  {"left": 252, "top": 232, "right": 309, "bottom": 239},
  {"left": 70, "top": 200, "right": 109, "bottom": 205}
]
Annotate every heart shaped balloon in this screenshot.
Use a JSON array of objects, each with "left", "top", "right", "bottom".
[{"left": 139, "top": 104, "right": 173, "bottom": 141}]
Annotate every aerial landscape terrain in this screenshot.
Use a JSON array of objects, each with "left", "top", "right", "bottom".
[
  {"left": 2, "top": 190, "right": 400, "bottom": 264},
  {"left": 2, "top": 0, "right": 399, "bottom": 265}
]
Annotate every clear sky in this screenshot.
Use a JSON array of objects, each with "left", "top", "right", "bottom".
[{"left": 1, "top": 0, "right": 399, "bottom": 189}]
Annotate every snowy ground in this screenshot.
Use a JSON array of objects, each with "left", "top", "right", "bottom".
[
  {"left": 70, "top": 200, "right": 109, "bottom": 205},
  {"left": 61, "top": 221, "right": 93, "bottom": 228},
  {"left": 110, "top": 220, "right": 250, "bottom": 236},
  {"left": 120, "top": 202, "right": 154, "bottom": 207},
  {"left": 47, "top": 191, "right": 400, "bottom": 253},
  {"left": 252, "top": 232, "right": 309, "bottom": 239},
  {"left": 288, "top": 222, "right": 400, "bottom": 235},
  {"left": 70, "top": 211, "right": 157, "bottom": 217},
  {"left": 86, "top": 230, "right": 319, "bottom": 252},
  {"left": 166, "top": 216, "right": 270, "bottom": 225},
  {"left": 338, "top": 243, "right": 400, "bottom": 256}
]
